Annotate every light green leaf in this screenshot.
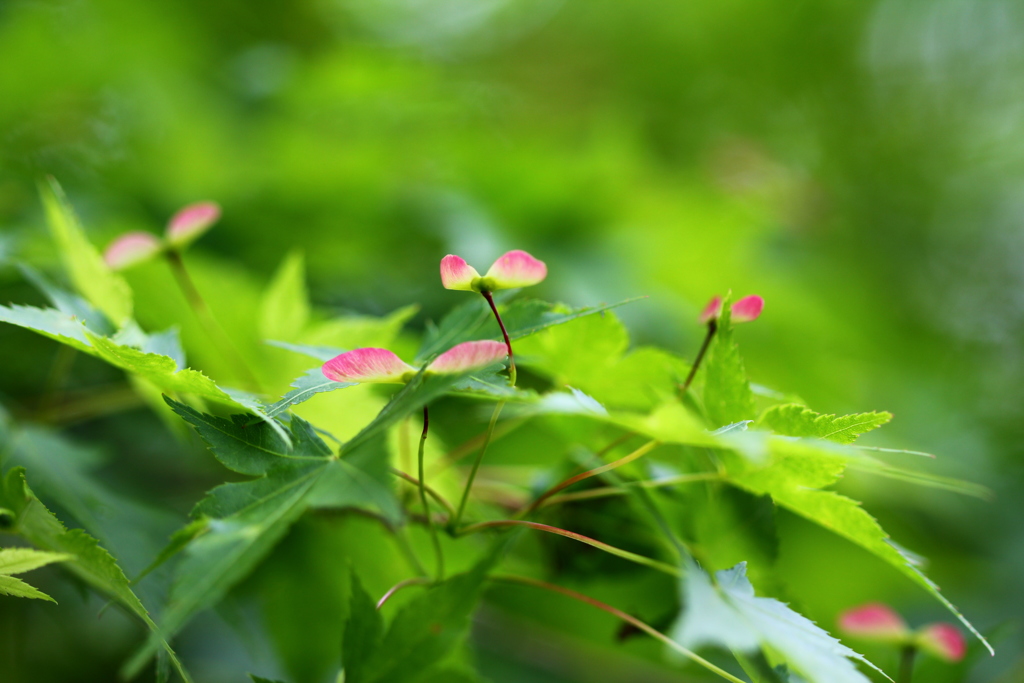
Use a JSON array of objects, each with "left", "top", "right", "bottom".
[
  {"left": 40, "top": 176, "right": 133, "bottom": 325},
  {"left": 726, "top": 438, "right": 992, "bottom": 654},
  {"left": 260, "top": 250, "right": 310, "bottom": 342},
  {"left": 265, "top": 340, "right": 344, "bottom": 361},
  {"left": 0, "top": 547, "right": 73, "bottom": 575},
  {"left": 17, "top": 262, "right": 114, "bottom": 335},
  {"left": 704, "top": 295, "right": 756, "bottom": 428},
  {"left": 672, "top": 562, "right": 878, "bottom": 683},
  {"left": 0, "top": 574, "right": 58, "bottom": 602},
  {"left": 757, "top": 404, "right": 892, "bottom": 445},
  {"left": 0, "top": 303, "right": 93, "bottom": 352},
  {"left": 265, "top": 369, "right": 355, "bottom": 418},
  {"left": 0, "top": 468, "right": 191, "bottom": 681}
]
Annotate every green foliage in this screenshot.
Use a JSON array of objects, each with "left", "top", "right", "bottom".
[
  {"left": 0, "top": 548, "right": 71, "bottom": 602},
  {"left": 344, "top": 558, "right": 495, "bottom": 683},
  {"left": 672, "top": 562, "right": 878, "bottom": 683},
  {"left": 757, "top": 404, "right": 893, "bottom": 444},
  {"left": 39, "top": 177, "right": 133, "bottom": 325},
  {"left": 704, "top": 298, "right": 756, "bottom": 427},
  {"left": 0, "top": 183, "right": 995, "bottom": 682}
]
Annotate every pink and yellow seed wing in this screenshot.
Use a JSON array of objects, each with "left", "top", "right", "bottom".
[
  {"left": 428, "top": 340, "right": 507, "bottom": 374},
  {"left": 440, "top": 254, "right": 481, "bottom": 291},
  {"left": 484, "top": 250, "right": 547, "bottom": 289},
  {"left": 731, "top": 295, "right": 764, "bottom": 323},
  {"left": 838, "top": 603, "right": 909, "bottom": 641},
  {"left": 322, "top": 348, "right": 416, "bottom": 384},
  {"left": 166, "top": 201, "right": 222, "bottom": 246},
  {"left": 104, "top": 232, "right": 163, "bottom": 270}
]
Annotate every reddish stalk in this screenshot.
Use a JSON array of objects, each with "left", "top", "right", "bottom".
[
  {"left": 376, "top": 577, "right": 432, "bottom": 610},
  {"left": 456, "top": 519, "right": 680, "bottom": 577},
  {"left": 679, "top": 319, "right": 717, "bottom": 397},
  {"left": 481, "top": 290, "right": 515, "bottom": 386},
  {"left": 492, "top": 575, "right": 747, "bottom": 683}
]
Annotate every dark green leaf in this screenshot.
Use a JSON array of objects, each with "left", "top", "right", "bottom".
[
  {"left": 343, "top": 571, "right": 385, "bottom": 683},
  {"left": 265, "top": 368, "right": 355, "bottom": 418},
  {"left": 166, "top": 398, "right": 328, "bottom": 475}
]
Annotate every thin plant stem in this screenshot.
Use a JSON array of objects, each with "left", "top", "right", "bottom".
[
  {"left": 521, "top": 440, "right": 661, "bottom": 516},
  {"left": 418, "top": 406, "right": 445, "bottom": 580},
  {"left": 376, "top": 577, "right": 432, "bottom": 610},
  {"left": 393, "top": 526, "right": 429, "bottom": 578},
  {"left": 390, "top": 467, "right": 456, "bottom": 518},
  {"left": 482, "top": 290, "right": 515, "bottom": 386},
  {"left": 165, "top": 250, "right": 262, "bottom": 392},
  {"left": 679, "top": 320, "right": 717, "bottom": 397},
  {"left": 898, "top": 645, "right": 916, "bottom": 683},
  {"left": 456, "top": 519, "right": 681, "bottom": 577},
  {"left": 492, "top": 575, "right": 748, "bottom": 683},
  {"left": 538, "top": 472, "right": 722, "bottom": 508},
  {"left": 451, "top": 400, "right": 504, "bottom": 530}
]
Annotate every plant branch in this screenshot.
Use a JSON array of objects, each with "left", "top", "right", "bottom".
[
  {"left": 521, "top": 440, "right": 661, "bottom": 516},
  {"left": 165, "top": 250, "right": 262, "bottom": 392},
  {"left": 418, "top": 406, "right": 445, "bottom": 580},
  {"left": 457, "top": 519, "right": 681, "bottom": 577},
  {"left": 679, "top": 319, "right": 717, "bottom": 397},
  {"left": 391, "top": 467, "right": 456, "bottom": 517},
  {"left": 482, "top": 290, "right": 515, "bottom": 386},
  {"left": 377, "top": 577, "right": 432, "bottom": 610},
  {"left": 451, "top": 400, "right": 504, "bottom": 530},
  {"left": 491, "top": 575, "right": 748, "bottom": 683}
]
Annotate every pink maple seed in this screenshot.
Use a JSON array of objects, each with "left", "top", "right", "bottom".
[
  {"left": 731, "top": 295, "right": 764, "bottom": 323},
  {"left": 428, "top": 340, "right": 507, "bottom": 374},
  {"left": 917, "top": 623, "right": 967, "bottom": 662},
  {"left": 485, "top": 250, "right": 547, "bottom": 290},
  {"left": 104, "top": 232, "right": 163, "bottom": 270},
  {"left": 838, "top": 603, "right": 910, "bottom": 642},
  {"left": 322, "top": 348, "right": 416, "bottom": 384},
  {"left": 166, "top": 201, "right": 222, "bottom": 247},
  {"left": 699, "top": 296, "right": 723, "bottom": 324},
  {"left": 440, "top": 254, "right": 481, "bottom": 291}
]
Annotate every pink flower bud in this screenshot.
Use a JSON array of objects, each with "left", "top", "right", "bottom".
[
  {"left": 838, "top": 603, "right": 910, "bottom": 642},
  {"left": 917, "top": 623, "right": 966, "bottom": 662},
  {"left": 166, "top": 201, "right": 221, "bottom": 247},
  {"left": 104, "top": 232, "right": 163, "bottom": 270}
]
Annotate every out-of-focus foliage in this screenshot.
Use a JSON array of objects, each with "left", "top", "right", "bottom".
[{"left": 2, "top": 0, "right": 1023, "bottom": 681}]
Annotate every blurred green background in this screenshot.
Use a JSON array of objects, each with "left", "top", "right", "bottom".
[{"left": 1, "top": 0, "right": 1023, "bottom": 681}]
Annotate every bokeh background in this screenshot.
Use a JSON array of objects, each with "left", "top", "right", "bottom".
[{"left": 2, "top": 0, "right": 1023, "bottom": 681}]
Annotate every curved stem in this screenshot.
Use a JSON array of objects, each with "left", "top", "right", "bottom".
[
  {"left": 538, "top": 472, "right": 722, "bottom": 508},
  {"left": 391, "top": 467, "right": 456, "bottom": 518},
  {"left": 679, "top": 320, "right": 717, "bottom": 397},
  {"left": 165, "top": 251, "right": 262, "bottom": 392},
  {"left": 522, "top": 440, "right": 660, "bottom": 516},
  {"left": 451, "top": 400, "right": 504, "bottom": 530},
  {"left": 418, "top": 406, "right": 445, "bottom": 580},
  {"left": 377, "top": 577, "right": 432, "bottom": 610},
  {"left": 491, "top": 575, "right": 748, "bottom": 683},
  {"left": 482, "top": 290, "right": 515, "bottom": 386},
  {"left": 457, "top": 519, "right": 681, "bottom": 577}
]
